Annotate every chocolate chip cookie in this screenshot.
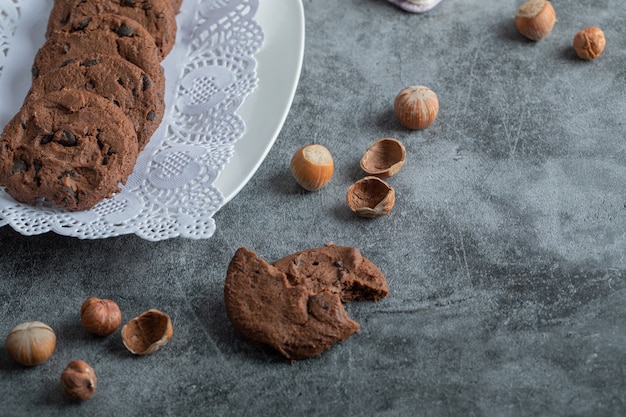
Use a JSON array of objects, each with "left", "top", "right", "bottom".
[
  {"left": 171, "top": 0, "right": 183, "bottom": 13},
  {"left": 34, "top": 13, "right": 164, "bottom": 86},
  {"left": 0, "top": 89, "right": 139, "bottom": 211},
  {"left": 224, "top": 245, "right": 389, "bottom": 361},
  {"left": 27, "top": 53, "right": 165, "bottom": 150},
  {"left": 46, "top": 0, "right": 177, "bottom": 58}
]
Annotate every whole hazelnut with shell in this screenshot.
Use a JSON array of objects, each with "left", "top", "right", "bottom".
[
  {"left": 5, "top": 321, "right": 56, "bottom": 366},
  {"left": 514, "top": 0, "right": 556, "bottom": 41},
  {"left": 394, "top": 85, "right": 439, "bottom": 130},
  {"left": 290, "top": 144, "right": 334, "bottom": 191},
  {"left": 80, "top": 297, "right": 122, "bottom": 336},
  {"left": 60, "top": 360, "right": 97, "bottom": 402},
  {"left": 573, "top": 27, "right": 606, "bottom": 60}
]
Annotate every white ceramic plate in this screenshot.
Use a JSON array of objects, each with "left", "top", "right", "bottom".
[{"left": 215, "top": 0, "right": 305, "bottom": 203}]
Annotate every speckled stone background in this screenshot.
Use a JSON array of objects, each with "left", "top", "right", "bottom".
[{"left": 1, "top": 0, "right": 625, "bottom": 415}]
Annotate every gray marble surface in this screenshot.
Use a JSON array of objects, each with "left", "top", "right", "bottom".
[{"left": 1, "top": 0, "right": 625, "bottom": 415}]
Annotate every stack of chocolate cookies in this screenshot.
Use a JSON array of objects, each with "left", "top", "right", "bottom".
[{"left": 0, "top": 0, "right": 181, "bottom": 211}]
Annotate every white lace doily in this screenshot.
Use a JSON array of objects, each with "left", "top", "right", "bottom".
[{"left": 0, "top": 0, "right": 263, "bottom": 240}]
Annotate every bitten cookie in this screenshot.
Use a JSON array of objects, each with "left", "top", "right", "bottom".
[
  {"left": 272, "top": 245, "right": 389, "bottom": 303},
  {"left": 26, "top": 53, "right": 165, "bottom": 150},
  {"left": 46, "top": 0, "right": 177, "bottom": 58},
  {"left": 33, "top": 13, "right": 164, "bottom": 85},
  {"left": 224, "top": 245, "right": 388, "bottom": 361},
  {"left": 0, "top": 89, "right": 139, "bottom": 211}
]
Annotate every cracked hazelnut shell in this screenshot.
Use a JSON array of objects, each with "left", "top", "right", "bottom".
[
  {"left": 346, "top": 176, "right": 395, "bottom": 218},
  {"left": 121, "top": 309, "right": 173, "bottom": 355},
  {"left": 360, "top": 138, "right": 406, "bottom": 179}
]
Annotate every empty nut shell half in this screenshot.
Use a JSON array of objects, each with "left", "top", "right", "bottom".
[
  {"left": 346, "top": 176, "right": 395, "bottom": 218},
  {"left": 360, "top": 138, "right": 406, "bottom": 179},
  {"left": 121, "top": 309, "right": 173, "bottom": 355}
]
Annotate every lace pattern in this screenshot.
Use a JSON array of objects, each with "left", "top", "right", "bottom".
[{"left": 0, "top": 0, "right": 263, "bottom": 240}]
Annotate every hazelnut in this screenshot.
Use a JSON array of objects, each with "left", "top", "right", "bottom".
[
  {"left": 290, "top": 144, "right": 334, "bottom": 191},
  {"left": 60, "top": 360, "right": 97, "bottom": 402},
  {"left": 360, "top": 138, "right": 406, "bottom": 179},
  {"left": 5, "top": 321, "right": 56, "bottom": 366},
  {"left": 573, "top": 27, "right": 606, "bottom": 60},
  {"left": 121, "top": 309, "right": 173, "bottom": 355},
  {"left": 394, "top": 85, "right": 439, "bottom": 130},
  {"left": 346, "top": 176, "right": 395, "bottom": 218},
  {"left": 80, "top": 297, "right": 122, "bottom": 336},
  {"left": 514, "top": 0, "right": 556, "bottom": 41}
]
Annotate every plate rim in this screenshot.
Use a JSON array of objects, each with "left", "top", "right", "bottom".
[{"left": 214, "top": 0, "right": 305, "bottom": 204}]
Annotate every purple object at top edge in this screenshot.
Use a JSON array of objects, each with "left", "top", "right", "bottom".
[{"left": 386, "top": 0, "right": 444, "bottom": 13}]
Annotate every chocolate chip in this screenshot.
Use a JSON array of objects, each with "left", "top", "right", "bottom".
[
  {"left": 80, "top": 59, "right": 98, "bottom": 67},
  {"left": 142, "top": 73, "right": 151, "bottom": 91},
  {"left": 122, "top": 0, "right": 136, "bottom": 6},
  {"left": 116, "top": 23, "right": 134, "bottom": 37},
  {"left": 71, "top": 17, "right": 92, "bottom": 31},
  {"left": 40, "top": 133, "right": 54, "bottom": 145},
  {"left": 12, "top": 159, "right": 28, "bottom": 172},
  {"left": 60, "top": 58, "right": 76, "bottom": 67},
  {"left": 59, "top": 130, "right": 77, "bottom": 147},
  {"left": 85, "top": 81, "right": 94, "bottom": 89},
  {"left": 146, "top": 111, "right": 156, "bottom": 121},
  {"left": 31, "top": 66, "right": 39, "bottom": 78},
  {"left": 143, "top": 3, "right": 153, "bottom": 10},
  {"left": 58, "top": 170, "right": 76, "bottom": 179}
]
